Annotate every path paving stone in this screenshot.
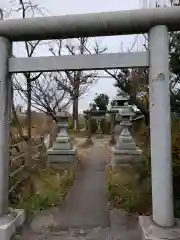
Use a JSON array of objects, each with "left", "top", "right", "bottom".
[
  {"left": 51, "top": 146, "right": 110, "bottom": 229},
  {"left": 16, "top": 143, "right": 141, "bottom": 240}
]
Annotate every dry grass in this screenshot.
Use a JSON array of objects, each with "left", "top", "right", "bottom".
[
  {"left": 76, "top": 145, "right": 92, "bottom": 166},
  {"left": 77, "top": 138, "right": 93, "bottom": 148},
  {"left": 10, "top": 114, "right": 89, "bottom": 221},
  {"left": 107, "top": 123, "right": 150, "bottom": 214},
  {"left": 12, "top": 112, "right": 53, "bottom": 138},
  {"left": 106, "top": 121, "right": 152, "bottom": 215},
  {"left": 132, "top": 121, "right": 150, "bottom": 153},
  {"left": 107, "top": 166, "right": 151, "bottom": 215},
  {"left": 14, "top": 165, "right": 77, "bottom": 220},
  {"left": 104, "top": 145, "right": 112, "bottom": 165}
]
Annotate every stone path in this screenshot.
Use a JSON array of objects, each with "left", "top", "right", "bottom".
[{"left": 15, "top": 143, "right": 141, "bottom": 240}]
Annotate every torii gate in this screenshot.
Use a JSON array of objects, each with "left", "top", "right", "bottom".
[{"left": 0, "top": 6, "right": 180, "bottom": 240}]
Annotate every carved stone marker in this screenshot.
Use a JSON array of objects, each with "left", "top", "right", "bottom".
[
  {"left": 91, "top": 115, "right": 105, "bottom": 139},
  {"left": 47, "top": 112, "right": 76, "bottom": 166}
]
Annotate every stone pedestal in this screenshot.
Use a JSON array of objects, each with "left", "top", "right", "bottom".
[
  {"left": 114, "top": 113, "right": 123, "bottom": 136},
  {"left": 112, "top": 128, "right": 141, "bottom": 166},
  {"left": 139, "top": 216, "right": 180, "bottom": 240},
  {"left": 0, "top": 208, "right": 25, "bottom": 240},
  {"left": 112, "top": 103, "right": 141, "bottom": 167},
  {"left": 47, "top": 113, "right": 76, "bottom": 166}
]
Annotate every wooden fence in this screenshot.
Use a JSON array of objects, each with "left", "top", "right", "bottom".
[{"left": 9, "top": 136, "right": 47, "bottom": 195}]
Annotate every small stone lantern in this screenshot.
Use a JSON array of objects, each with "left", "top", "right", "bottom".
[
  {"left": 111, "top": 103, "right": 142, "bottom": 166},
  {"left": 111, "top": 93, "right": 129, "bottom": 111},
  {"left": 47, "top": 111, "right": 76, "bottom": 166}
]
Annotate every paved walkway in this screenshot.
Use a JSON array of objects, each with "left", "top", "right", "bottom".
[{"left": 16, "top": 143, "right": 141, "bottom": 240}]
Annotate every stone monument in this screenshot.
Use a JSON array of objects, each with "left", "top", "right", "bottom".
[
  {"left": 47, "top": 111, "right": 76, "bottom": 166},
  {"left": 111, "top": 103, "right": 142, "bottom": 166},
  {"left": 91, "top": 114, "right": 105, "bottom": 139}
]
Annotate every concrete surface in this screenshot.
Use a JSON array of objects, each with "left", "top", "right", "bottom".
[
  {"left": 17, "top": 209, "right": 141, "bottom": 240},
  {"left": 139, "top": 215, "right": 180, "bottom": 240},
  {"left": 14, "top": 143, "right": 141, "bottom": 240}
]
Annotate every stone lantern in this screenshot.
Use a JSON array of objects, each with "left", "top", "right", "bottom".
[
  {"left": 111, "top": 91, "right": 129, "bottom": 135},
  {"left": 47, "top": 111, "right": 76, "bottom": 166},
  {"left": 111, "top": 90, "right": 129, "bottom": 112},
  {"left": 111, "top": 103, "right": 142, "bottom": 166}
]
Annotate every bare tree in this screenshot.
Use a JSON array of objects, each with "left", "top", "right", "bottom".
[
  {"left": 49, "top": 38, "right": 107, "bottom": 129},
  {"left": 15, "top": 72, "right": 71, "bottom": 121},
  {"left": 0, "top": 0, "right": 51, "bottom": 170},
  {"left": 0, "top": 3, "right": 25, "bottom": 140},
  {"left": 1, "top": 0, "right": 47, "bottom": 143},
  {"left": 31, "top": 73, "right": 71, "bottom": 120},
  {"left": 13, "top": 0, "right": 45, "bottom": 142}
]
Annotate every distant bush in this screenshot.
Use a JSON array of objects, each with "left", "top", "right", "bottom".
[{"left": 171, "top": 118, "right": 180, "bottom": 217}]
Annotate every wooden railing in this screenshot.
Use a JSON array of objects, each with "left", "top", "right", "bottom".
[{"left": 9, "top": 136, "right": 47, "bottom": 195}]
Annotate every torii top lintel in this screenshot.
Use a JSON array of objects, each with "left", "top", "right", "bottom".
[{"left": 0, "top": 6, "right": 180, "bottom": 41}]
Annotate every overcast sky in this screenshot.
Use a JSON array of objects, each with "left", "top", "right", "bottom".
[{"left": 1, "top": 0, "right": 149, "bottom": 112}]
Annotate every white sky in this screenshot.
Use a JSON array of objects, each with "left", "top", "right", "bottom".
[{"left": 1, "top": 0, "right": 151, "bottom": 112}]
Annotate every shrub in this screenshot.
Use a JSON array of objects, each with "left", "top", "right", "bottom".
[
  {"left": 133, "top": 117, "right": 180, "bottom": 217},
  {"left": 107, "top": 165, "right": 151, "bottom": 215},
  {"left": 171, "top": 118, "right": 180, "bottom": 217}
]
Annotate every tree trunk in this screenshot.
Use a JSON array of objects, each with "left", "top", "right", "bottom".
[
  {"left": 27, "top": 79, "right": 32, "bottom": 140},
  {"left": 26, "top": 77, "right": 36, "bottom": 195},
  {"left": 26, "top": 78, "right": 32, "bottom": 167},
  {"left": 72, "top": 38, "right": 86, "bottom": 130},
  {"left": 72, "top": 96, "right": 79, "bottom": 130}
]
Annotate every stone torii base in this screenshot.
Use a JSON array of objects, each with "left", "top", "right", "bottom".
[
  {"left": 0, "top": 208, "right": 25, "bottom": 240},
  {"left": 139, "top": 216, "right": 180, "bottom": 240}
]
